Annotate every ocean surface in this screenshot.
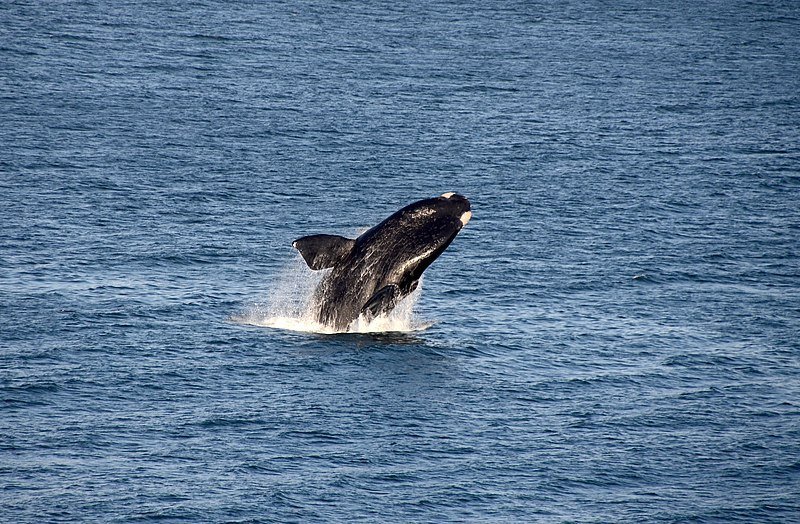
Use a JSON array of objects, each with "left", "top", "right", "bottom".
[{"left": 2, "top": 1, "right": 799, "bottom": 522}]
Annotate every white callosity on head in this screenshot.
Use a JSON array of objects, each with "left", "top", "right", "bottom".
[
  {"left": 460, "top": 210, "right": 472, "bottom": 226},
  {"left": 441, "top": 192, "right": 455, "bottom": 198},
  {"left": 407, "top": 207, "right": 437, "bottom": 221}
]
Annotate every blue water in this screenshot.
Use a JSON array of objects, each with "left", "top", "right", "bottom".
[{"left": 2, "top": 1, "right": 800, "bottom": 522}]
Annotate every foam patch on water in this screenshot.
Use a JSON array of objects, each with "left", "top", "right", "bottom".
[{"left": 233, "top": 255, "right": 432, "bottom": 334}]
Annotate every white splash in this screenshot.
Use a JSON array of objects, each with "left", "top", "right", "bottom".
[{"left": 233, "top": 255, "right": 431, "bottom": 334}]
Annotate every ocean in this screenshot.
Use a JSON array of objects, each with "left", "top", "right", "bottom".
[{"left": 1, "top": 1, "right": 799, "bottom": 522}]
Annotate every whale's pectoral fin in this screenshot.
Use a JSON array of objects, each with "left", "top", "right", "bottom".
[
  {"left": 401, "top": 278, "right": 419, "bottom": 295},
  {"left": 361, "top": 279, "right": 419, "bottom": 321},
  {"left": 292, "top": 234, "right": 356, "bottom": 270},
  {"left": 361, "top": 284, "right": 401, "bottom": 321}
]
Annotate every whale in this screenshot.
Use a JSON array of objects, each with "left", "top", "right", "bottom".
[{"left": 292, "top": 192, "right": 472, "bottom": 331}]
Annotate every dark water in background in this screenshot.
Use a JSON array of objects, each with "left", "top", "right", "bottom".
[{"left": 2, "top": 0, "right": 800, "bottom": 522}]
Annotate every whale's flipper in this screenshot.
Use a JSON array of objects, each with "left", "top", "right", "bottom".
[
  {"left": 361, "top": 278, "right": 419, "bottom": 321},
  {"left": 361, "top": 285, "right": 401, "bottom": 320},
  {"left": 293, "top": 234, "right": 356, "bottom": 270}
]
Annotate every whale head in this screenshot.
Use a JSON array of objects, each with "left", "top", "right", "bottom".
[
  {"left": 358, "top": 192, "right": 471, "bottom": 281},
  {"left": 374, "top": 193, "right": 471, "bottom": 243}
]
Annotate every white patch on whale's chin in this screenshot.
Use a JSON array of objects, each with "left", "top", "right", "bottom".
[
  {"left": 460, "top": 210, "right": 472, "bottom": 226},
  {"left": 441, "top": 192, "right": 455, "bottom": 198}
]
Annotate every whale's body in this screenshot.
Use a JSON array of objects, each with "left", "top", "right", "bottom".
[{"left": 292, "top": 193, "right": 471, "bottom": 331}]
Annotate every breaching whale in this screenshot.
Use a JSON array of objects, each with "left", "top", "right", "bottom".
[{"left": 292, "top": 192, "right": 472, "bottom": 331}]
